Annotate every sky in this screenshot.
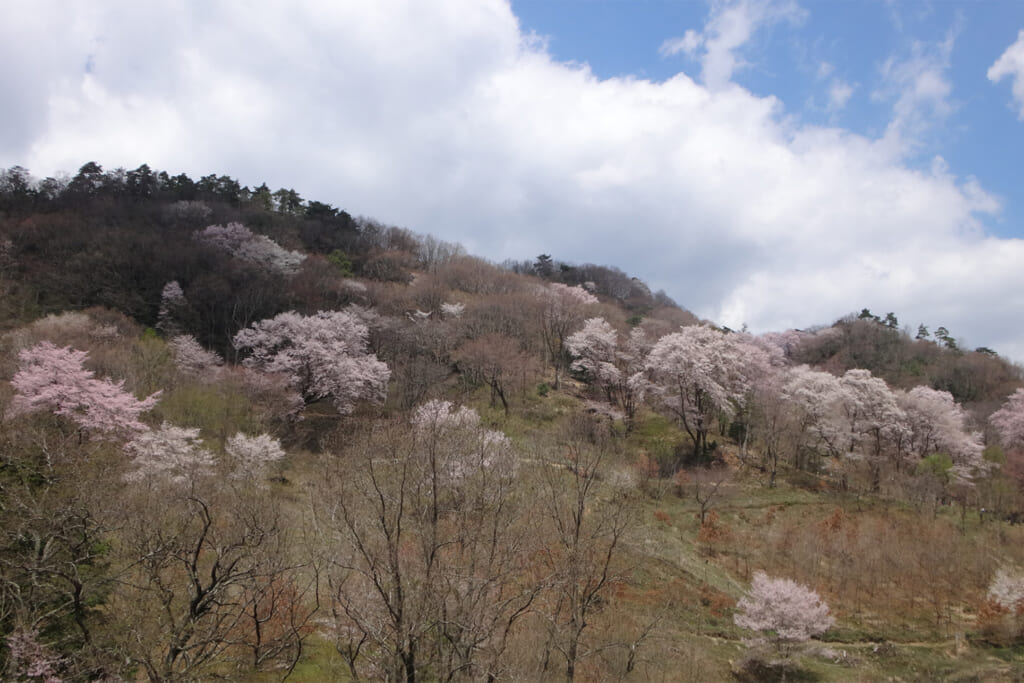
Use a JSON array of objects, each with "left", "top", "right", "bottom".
[{"left": 2, "top": 0, "right": 1024, "bottom": 360}]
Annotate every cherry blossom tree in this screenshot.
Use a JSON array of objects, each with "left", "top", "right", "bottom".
[
  {"left": 991, "top": 388, "right": 1024, "bottom": 448},
  {"left": 225, "top": 432, "right": 286, "bottom": 478},
  {"left": 535, "top": 283, "right": 598, "bottom": 389},
  {"left": 781, "top": 366, "right": 850, "bottom": 466},
  {"left": 645, "top": 326, "right": 768, "bottom": 464},
  {"left": 981, "top": 566, "right": 1024, "bottom": 644},
  {"left": 315, "top": 407, "right": 530, "bottom": 681},
  {"left": 233, "top": 310, "right": 390, "bottom": 414},
  {"left": 410, "top": 399, "right": 514, "bottom": 484},
  {"left": 168, "top": 334, "right": 223, "bottom": 378},
  {"left": 157, "top": 280, "right": 188, "bottom": 337},
  {"left": 620, "top": 327, "right": 653, "bottom": 419},
  {"left": 755, "top": 329, "right": 809, "bottom": 360},
  {"left": 195, "top": 222, "right": 306, "bottom": 275},
  {"left": 566, "top": 317, "right": 620, "bottom": 394},
  {"left": 734, "top": 572, "right": 834, "bottom": 654},
  {"left": 988, "top": 567, "right": 1024, "bottom": 611},
  {"left": 124, "top": 422, "right": 216, "bottom": 483},
  {"left": 565, "top": 318, "right": 649, "bottom": 421},
  {"left": 439, "top": 301, "right": 465, "bottom": 319},
  {"left": 4, "top": 627, "right": 64, "bottom": 683},
  {"left": 898, "top": 386, "right": 983, "bottom": 472},
  {"left": 8, "top": 341, "right": 159, "bottom": 438},
  {"left": 839, "top": 369, "right": 907, "bottom": 464}
]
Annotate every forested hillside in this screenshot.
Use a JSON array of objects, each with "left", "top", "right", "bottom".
[{"left": 1, "top": 162, "right": 1023, "bottom": 681}]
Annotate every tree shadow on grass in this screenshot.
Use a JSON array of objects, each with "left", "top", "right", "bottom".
[{"left": 733, "top": 656, "right": 823, "bottom": 682}]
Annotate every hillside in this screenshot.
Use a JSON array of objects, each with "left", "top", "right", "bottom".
[{"left": 1, "top": 162, "right": 1023, "bottom": 681}]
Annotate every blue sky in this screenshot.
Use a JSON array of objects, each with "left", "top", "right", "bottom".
[
  {"left": 1, "top": 0, "right": 1024, "bottom": 359},
  {"left": 513, "top": 0, "right": 1024, "bottom": 235}
]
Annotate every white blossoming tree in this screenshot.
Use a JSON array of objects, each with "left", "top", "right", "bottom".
[
  {"left": 225, "top": 432, "right": 286, "bottom": 479},
  {"left": 124, "top": 422, "right": 216, "bottom": 483},
  {"left": 992, "top": 388, "right": 1024, "bottom": 448},
  {"left": 233, "top": 310, "right": 390, "bottom": 414},
  {"left": 195, "top": 222, "right": 306, "bottom": 275},
  {"left": 735, "top": 572, "right": 834, "bottom": 656}
]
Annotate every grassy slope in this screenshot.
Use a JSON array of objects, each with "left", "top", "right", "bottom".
[{"left": 272, "top": 383, "right": 1024, "bottom": 681}]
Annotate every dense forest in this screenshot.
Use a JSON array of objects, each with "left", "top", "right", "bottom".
[{"left": 1, "top": 162, "right": 1023, "bottom": 681}]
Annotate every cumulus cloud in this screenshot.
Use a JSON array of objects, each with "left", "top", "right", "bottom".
[
  {"left": 1, "top": 0, "right": 1022, "bottom": 359},
  {"left": 989, "top": 29, "right": 1024, "bottom": 119}
]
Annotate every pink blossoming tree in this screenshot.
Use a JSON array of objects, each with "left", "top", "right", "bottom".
[
  {"left": 988, "top": 567, "right": 1024, "bottom": 611},
  {"left": 8, "top": 341, "right": 159, "bottom": 439},
  {"left": 157, "top": 280, "right": 188, "bottom": 337},
  {"left": 5, "top": 627, "right": 64, "bottom": 683},
  {"left": 781, "top": 366, "right": 851, "bottom": 463},
  {"left": 411, "top": 399, "right": 514, "bottom": 484}
]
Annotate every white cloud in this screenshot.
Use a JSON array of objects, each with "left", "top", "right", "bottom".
[
  {"left": 989, "top": 29, "right": 1024, "bottom": 119},
  {"left": 659, "top": 30, "right": 703, "bottom": 58},
  {"left": 874, "top": 32, "right": 956, "bottom": 151},
  {"left": 661, "top": 0, "right": 806, "bottom": 89},
  {"left": 827, "top": 80, "right": 854, "bottom": 112},
  {"left": 1, "top": 0, "right": 1022, "bottom": 359}
]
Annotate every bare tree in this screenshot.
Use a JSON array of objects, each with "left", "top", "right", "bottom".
[
  {"left": 533, "top": 416, "right": 635, "bottom": 682},
  {"left": 454, "top": 334, "right": 535, "bottom": 415},
  {"left": 113, "top": 476, "right": 310, "bottom": 681},
  {"left": 313, "top": 406, "right": 536, "bottom": 681},
  {"left": 675, "top": 464, "right": 733, "bottom": 525}
]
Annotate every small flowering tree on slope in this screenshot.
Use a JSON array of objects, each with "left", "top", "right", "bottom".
[
  {"left": 168, "top": 334, "right": 223, "bottom": 378},
  {"left": 225, "top": 432, "right": 286, "bottom": 478},
  {"left": 988, "top": 567, "right": 1024, "bottom": 611},
  {"left": 233, "top": 310, "right": 390, "bottom": 414},
  {"left": 734, "top": 572, "right": 834, "bottom": 656},
  {"left": 8, "top": 341, "right": 159, "bottom": 438},
  {"left": 195, "top": 222, "right": 306, "bottom": 275},
  {"left": 157, "top": 280, "right": 188, "bottom": 337},
  {"left": 980, "top": 567, "right": 1024, "bottom": 644},
  {"left": 992, "top": 388, "right": 1024, "bottom": 448},
  {"left": 124, "top": 422, "right": 215, "bottom": 483}
]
